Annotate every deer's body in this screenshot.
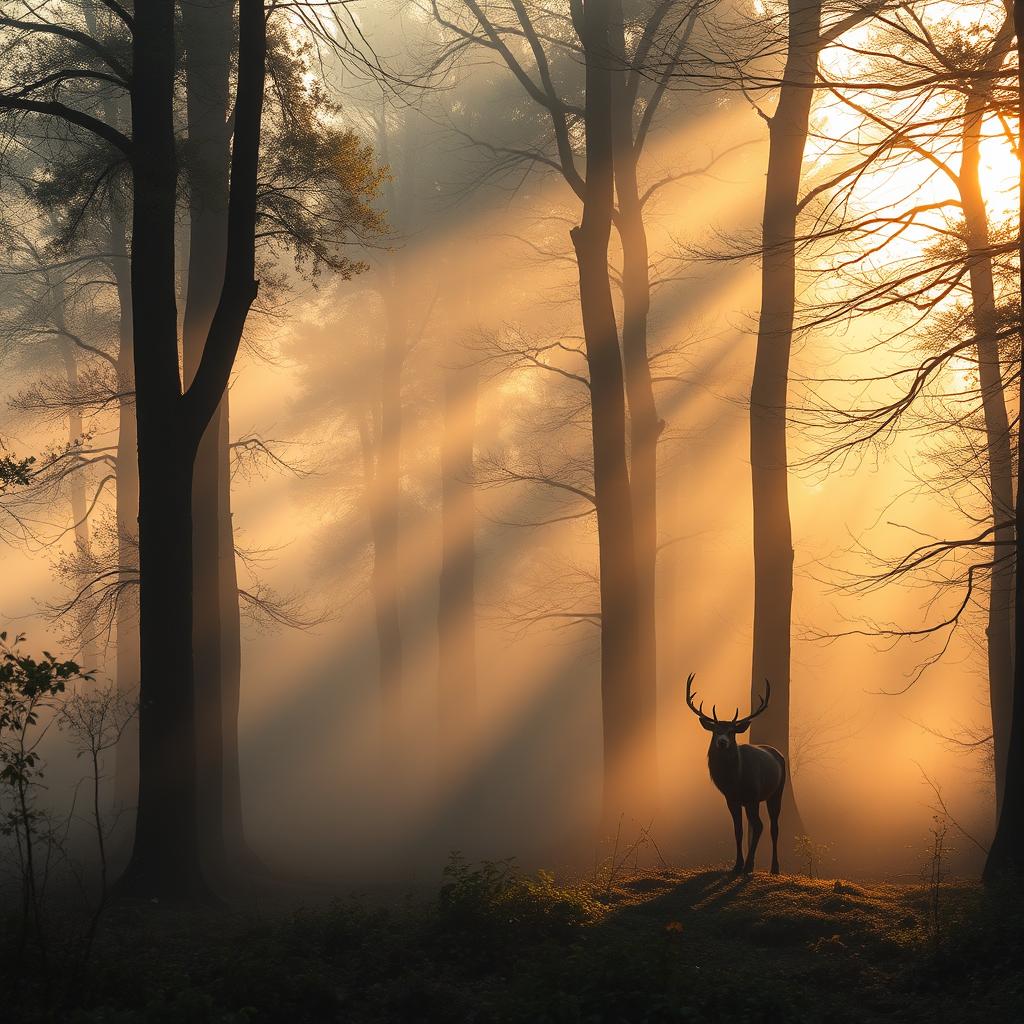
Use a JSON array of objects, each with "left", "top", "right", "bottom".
[
  {"left": 686, "top": 675, "right": 786, "bottom": 874},
  {"left": 708, "top": 740, "right": 785, "bottom": 806}
]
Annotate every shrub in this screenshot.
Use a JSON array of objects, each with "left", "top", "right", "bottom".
[{"left": 438, "top": 853, "right": 602, "bottom": 957}]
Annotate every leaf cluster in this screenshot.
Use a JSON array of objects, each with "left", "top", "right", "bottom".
[
  {"left": 0, "top": 451, "right": 35, "bottom": 490},
  {"left": 256, "top": 25, "right": 389, "bottom": 280},
  {"left": 0, "top": 631, "right": 90, "bottom": 798}
]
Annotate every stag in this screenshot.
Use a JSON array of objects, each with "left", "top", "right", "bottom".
[{"left": 685, "top": 674, "right": 786, "bottom": 874}]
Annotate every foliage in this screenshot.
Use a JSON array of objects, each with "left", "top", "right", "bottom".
[
  {"left": 257, "top": 26, "right": 389, "bottom": 280},
  {"left": 0, "top": 451, "right": 34, "bottom": 492},
  {"left": 0, "top": 631, "right": 93, "bottom": 973},
  {"left": 0, "top": 630, "right": 89, "bottom": 797},
  {"left": 438, "top": 853, "right": 602, "bottom": 957},
  {"left": 2, "top": 865, "right": 1021, "bottom": 1023}
]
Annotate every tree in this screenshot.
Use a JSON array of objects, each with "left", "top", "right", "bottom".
[
  {"left": 760, "top": 2, "right": 1019, "bottom": 821},
  {"left": 1, "top": 0, "right": 387, "bottom": 894},
  {"left": 700, "top": 0, "right": 890, "bottom": 832},
  {"left": 985, "top": 0, "right": 1024, "bottom": 882},
  {"left": 429, "top": 0, "right": 713, "bottom": 817},
  {"left": 569, "top": 0, "right": 646, "bottom": 818},
  {"left": 179, "top": 0, "right": 237, "bottom": 880}
]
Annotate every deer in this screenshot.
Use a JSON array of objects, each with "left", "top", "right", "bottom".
[{"left": 684, "top": 674, "right": 786, "bottom": 875}]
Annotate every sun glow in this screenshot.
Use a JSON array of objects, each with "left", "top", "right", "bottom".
[{"left": 0, "top": 0, "right": 1008, "bottom": 899}]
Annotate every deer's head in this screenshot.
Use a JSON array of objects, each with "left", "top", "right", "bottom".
[{"left": 684, "top": 674, "right": 771, "bottom": 754}]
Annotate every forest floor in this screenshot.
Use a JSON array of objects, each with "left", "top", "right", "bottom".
[{"left": 5, "top": 862, "right": 1023, "bottom": 1023}]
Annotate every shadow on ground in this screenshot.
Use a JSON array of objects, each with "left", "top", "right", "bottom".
[{"left": 3, "top": 864, "right": 1022, "bottom": 1022}]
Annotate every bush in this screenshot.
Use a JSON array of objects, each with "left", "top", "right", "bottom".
[{"left": 438, "top": 854, "right": 602, "bottom": 957}]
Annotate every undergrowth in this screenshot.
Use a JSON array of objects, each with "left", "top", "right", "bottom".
[{"left": 1, "top": 857, "right": 1021, "bottom": 1023}]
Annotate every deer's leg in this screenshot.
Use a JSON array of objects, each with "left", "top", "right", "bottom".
[
  {"left": 728, "top": 799, "right": 743, "bottom": 873},
  {"left": 767, "top": 787, "right": 782, "bottom": 875},
  {"left": 743, "top": 802, "right": 763, "bottom": 874}
]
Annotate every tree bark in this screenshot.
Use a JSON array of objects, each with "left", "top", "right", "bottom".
[
  {"left": 572, "top": 0, "right": 644, "bottom": 821},
  {"left": 984, "top": 0, "right": 1024, "bottom": 882},
  {"left": 119, "top": 0, "right": 266, "bottom": 899},
  {"left": 181, "top": 0, "right": 235, "bottom": 880},
  {"left": 748, "top": 0, "right": 822, "bottom": 837},
  {"left": 118, "top": 0, "right": 206, "bottom": 898},
  {"left": 959, "top": 27, "right": 1015, "bottom": 813}
]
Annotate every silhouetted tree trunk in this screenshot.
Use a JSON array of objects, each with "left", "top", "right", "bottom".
[
  {"left": 121, "top": 0, "right": 206, "bottom": 897},
  {"left": 572, "top": 0, "right": 644, "bottom": 821},
  {"left": 610, "top": 0, "right": 661, "bottom": 798},
  {"left": 985, "top": 0, "right": 1024, "bottom": 882},
  {"left": 218, "top": 397, "right": 249, "bottom": 867},
  {"left": 438, "top": 359, "right": 478, "bottom": 763},
  {"left": 180, "top": 0, "right": 235, "bottom": 880},
  {"left": 748, "top": 0, "right": 822, "bottom": 837},
  {"left": 110, "top": 217, "right": 140, "bottom": 815},
  {"left": 959, "top": 18, "right": 1015, "bottom": 813},
  {"left": 120, "top": 0, "right": 266, "bottom": 898},
  {"left": 75, "top": 36, "right": 142, "bottom": 815},
  {"left": 441, "top": 0, "right": 674, "bottom": 819},
  {"left": 54, "top": 287, "right": 100, "bottom": 671}
]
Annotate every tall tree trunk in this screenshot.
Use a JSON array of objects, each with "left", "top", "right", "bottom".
[
  {"left": 81, "top": 44, "right": 140, "bottom": 815},
  {"left": 960, "top": 31, "right": 1015, "bottom": 813},
  {"left": 56, "top": 306, "right": 100, "bottom": 671},
  {"left": 748, "top": 0, "right": 822, "bottom": 837},
  {"left": 111, "top": 219, "right": 140, "bottom": 814},
  {"left": 118, "top": 0, "right": 266, "bottom": 899},
  {"left": 218, "top": 392, "right": 252, "bottom": 867},
  {"left": 610, "top": 0, "right": 660, "bottom": 801},
  {"left": 984, "top": 0, "right": 1024, "bottom": 882},
  {"left": 437, "top": 359, "right": 478, "bottom": 767},
  {"left": 572, "top": 0, "right": 644, "bottom": 821},
  {"left": 181, "top": 0, "right": 234, "bottom": 880},
  {"left": 118, "top": 0, "right": 206, "bottom": 898}
]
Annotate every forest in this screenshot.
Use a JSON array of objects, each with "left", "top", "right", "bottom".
[{"left": 0, "top": 1, "right": 1023, "bottom": 1021}]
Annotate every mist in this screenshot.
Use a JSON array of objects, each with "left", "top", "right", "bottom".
[{"left": 0, "top": 2, "right": 1021, "bottom": 1021}]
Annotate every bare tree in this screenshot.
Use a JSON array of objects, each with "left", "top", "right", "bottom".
[{"left": 986, "top": 0, "right": 1024, "bottom": 882}]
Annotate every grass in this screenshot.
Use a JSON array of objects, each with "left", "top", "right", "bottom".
[{"left": 3, "top": 861, "right": 1022, "bottom": 1023}]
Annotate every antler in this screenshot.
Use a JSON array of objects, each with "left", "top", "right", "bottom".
[
  {"left": 684, "top": 673, "right": 717, "bottom": 723},
  {"left": 733, "top": 679, "right": 772, "bottom": 729}
]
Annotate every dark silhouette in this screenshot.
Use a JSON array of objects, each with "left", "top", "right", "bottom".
[
  {"left": 747, "top": 0, "right": 887, "bottom": 838},
  {"left": 685, "top": 674, "right": 785, "bottom": 875},
  {"left": 985, "top": 0, "right": 1024, "bottom": 883}
]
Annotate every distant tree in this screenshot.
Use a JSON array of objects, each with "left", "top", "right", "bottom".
[{"left": 437, "top": 289, "right": 479, "bottom": 767}]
